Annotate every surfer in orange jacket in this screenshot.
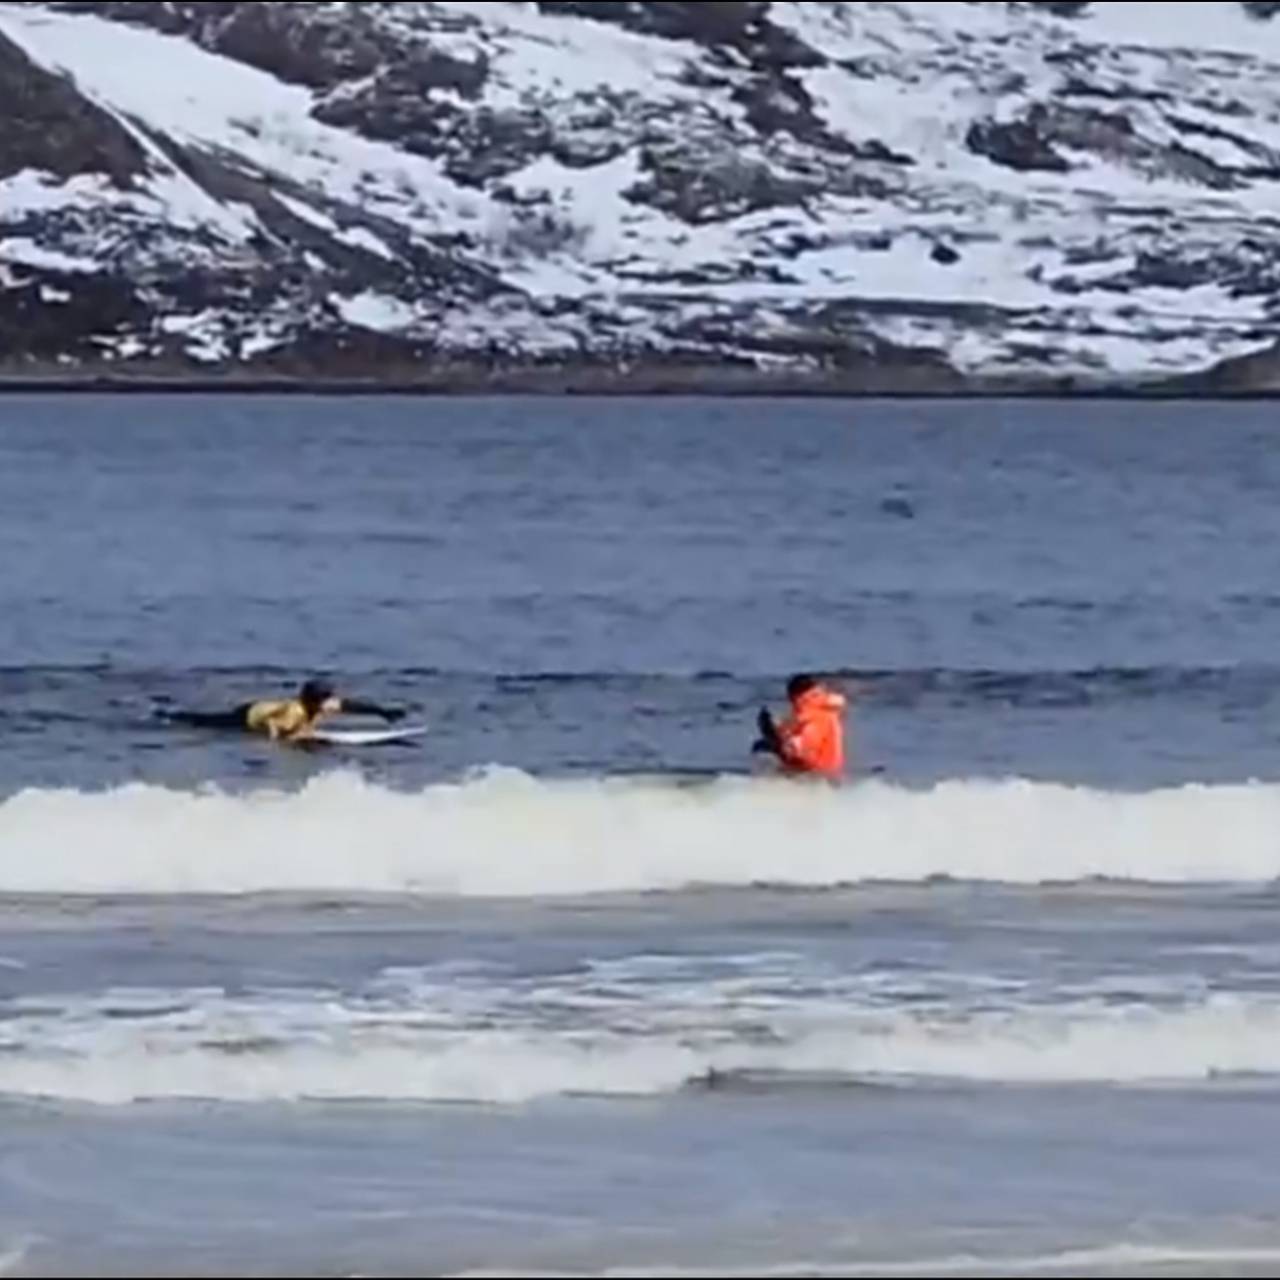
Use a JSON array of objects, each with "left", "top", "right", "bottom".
[{"left": 753, "top": 675, "right": 847, "bottom": 779}]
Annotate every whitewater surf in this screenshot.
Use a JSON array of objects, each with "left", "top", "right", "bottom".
[{"left": 0, "top": 769, "right": 1276, "bottom": 898}]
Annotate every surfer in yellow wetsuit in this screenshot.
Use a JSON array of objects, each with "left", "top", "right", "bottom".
[{"left": 165, "top": 679, "right": 405, "bottom": 743}]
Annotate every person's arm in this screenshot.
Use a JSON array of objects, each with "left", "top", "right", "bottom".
[
  {"left": 338, "top": 697, "right": 406, "bottom": 723},
  {"left": 255, "top": 702, "right": 315, "bottom": 741},
  {"left": 778, "top": 719, "right": 819, "bottom": 769},
  {"left": 266, "top": 708, "right": 303, "bottom": 740}
]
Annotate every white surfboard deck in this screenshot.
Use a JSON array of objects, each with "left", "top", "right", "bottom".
[{"left": 309, "top": 725, "right": 428, "bottom": 747}]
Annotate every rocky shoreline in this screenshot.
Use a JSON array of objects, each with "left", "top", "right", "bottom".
[{"left": 0, "top": 351, "right": 1276, "bottom": 398}]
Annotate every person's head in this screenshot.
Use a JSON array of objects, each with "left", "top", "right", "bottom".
[
  {"left": 299, "top": 679, "right": 339, "bottom": 718},
  {"left": 787, "top": 674, "right": 820, "bottom": 705}
]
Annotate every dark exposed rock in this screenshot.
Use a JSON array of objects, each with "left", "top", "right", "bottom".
[
  {"left": 625, "top": 135, "right": 892, "bottom": 224},
  {"left": 857, "top": 139, "right": 916, "bottom": 166},
  {"left": 536, "top": 1, "right": 824, "bottom": 68},
  {"left": 382, "top": 49, "right": 490, "bottom": 101},
  {"left": 549, "top": 110, "right": 633, "bottom": 169},
  {"left": 315, "top": 86, "right": 462, "bottom": 161},
  {"left": 189, "top": 1, "right": 381, "bottom": 87},
  {"left": 1172, "top": 338, "right": 1280, "bottom": 392},
  {"left": 50, "top": 1, "right": 388, "bottom": 89},
  {"left": 0, "top": 31, "right": 147, "bottom": 184},
  {"left": 536, "top": 2, "right": 768, "bottom": 47},
  {"left": 1058, "top": 75, "right": 1172, "bottom": 105},
  {"left": 967, "top": 117, "right": 1072, "bottom": 173},
  {"left": 734, "top": 70, "right": 826, "bottom": 142},
  {"left": 1129, "top": 254, "right": 1218, "bottom": 290},
  {"left": 247, "top": 327, "right": 440, "bottom": 376},
  {"left": 1050, "top": 240, "right": 1280, "bottom": 300},
  {"left": 446, "top": 110, "right": 557, "bottom": 186},
  {"left": 1021, "top": 1, "right": 1092, "bottom": 16},
  {"left": 138, "top": 129, "right": 508, "bottom": 302},
  {"left": 727, "top": 62, "right": 911, "bottom": 167},
  {"left": 0, "top": 270, "right": 150, "bottom": 360},
  {"left": 48, "top": 0, "right": 201, "bottom": 37},
  {"left": 319, "top": 83, "right": 552, "bottom": 187},
  {"left": 1164, "top": 142, "right": 1242, "bottom": 190},
  {"left": 626, "top": 146, "right": 808, "bottom": 224},
  {"left": 970, "top": 101, "right": 1241, "bottom": 189},
  {"left": 1168, "top": 113, "right": 1280, "bottom": 166},
  {"left": 1132, "top": 247, "right": 1280, "bottom": 296}
]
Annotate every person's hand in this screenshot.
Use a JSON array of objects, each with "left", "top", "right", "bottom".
[{"left": 755, "top": 709, "right": 779, "bottom": 755}]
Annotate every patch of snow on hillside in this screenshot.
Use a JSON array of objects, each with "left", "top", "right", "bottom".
[
  {"left": 1082, "top": 1, "right": 1280, "bottom": 59},
  {"left": 0, "top": 6, "right": 485, "bottom": 235},
  {"left": 0, "top": 237, "right": 102, "bottom": 273},
  {"left": 336, "top": 226, "right": 395, "bottom": 259},
  {"left": 440, "top": 0, "right": 715, "bottom": 107},
  {"left": 333, "top": 290, "right": 418, "bottom": 332},
  {"left": 0, "top": 170, "right": 116, "bottom": 216},
  {"left": 276, "top": 194, "right": 339, "bottom": 232}
]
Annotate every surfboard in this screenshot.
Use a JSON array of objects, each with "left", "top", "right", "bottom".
[{"left": 308, "top": 725, "right": 428, "bottom": 748}]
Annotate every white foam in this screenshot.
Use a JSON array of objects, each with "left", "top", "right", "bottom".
[
  {"left": 499, "top": 1243, "right": 1280, "bottom": 1279},
  {"left": 0, "top": 1243, "right": 29, "bottom": 1279},
  {"left": 837, "top": 1244, "right": 1280, "bottom": 1278},
  {"left": 0, "top": 771, "right": 1277, "bottom": 898},
  {"left": 5, "top": 980, "right": 1280, "bottom": 1105}
]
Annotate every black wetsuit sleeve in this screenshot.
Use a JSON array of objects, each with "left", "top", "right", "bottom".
[
  {"left": 165, "top": 704, "right": 252, "bottom": 731},
  {"left": 340, "top": 698, "right": 405, "bottom": 722}
]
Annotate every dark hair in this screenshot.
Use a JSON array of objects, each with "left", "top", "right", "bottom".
[
  {"left": 787, "top": 674, "right": 819, "bottom": 701},
  {"left": 299, "top": 679, "right": 336, "bottom": 713}
]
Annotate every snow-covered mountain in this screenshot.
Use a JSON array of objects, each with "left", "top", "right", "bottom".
[{"left": 3, "top": 1, "right": 1280, "bottom": 391}]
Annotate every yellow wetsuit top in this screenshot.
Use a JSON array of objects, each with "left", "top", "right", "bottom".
[{"left": 244, "top": 699, "right": 321, "bottom": 741}]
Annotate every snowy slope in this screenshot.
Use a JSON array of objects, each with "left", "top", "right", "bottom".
[{"left": 2, "top": 1, "right": 1280, "bottom": 389}]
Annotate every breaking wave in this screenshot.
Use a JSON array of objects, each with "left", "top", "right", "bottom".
[{"left": 0, "top": 769, "right": 1277, "bottom": 897}]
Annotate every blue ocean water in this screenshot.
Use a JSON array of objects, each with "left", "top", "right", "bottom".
[{"left": 3, "top": 395, "right": 1280, "bottom": 1276}]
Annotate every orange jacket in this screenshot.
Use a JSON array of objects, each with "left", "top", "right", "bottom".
[{"left": 778, "top": 687, "right": 846, "bottom": 778}]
